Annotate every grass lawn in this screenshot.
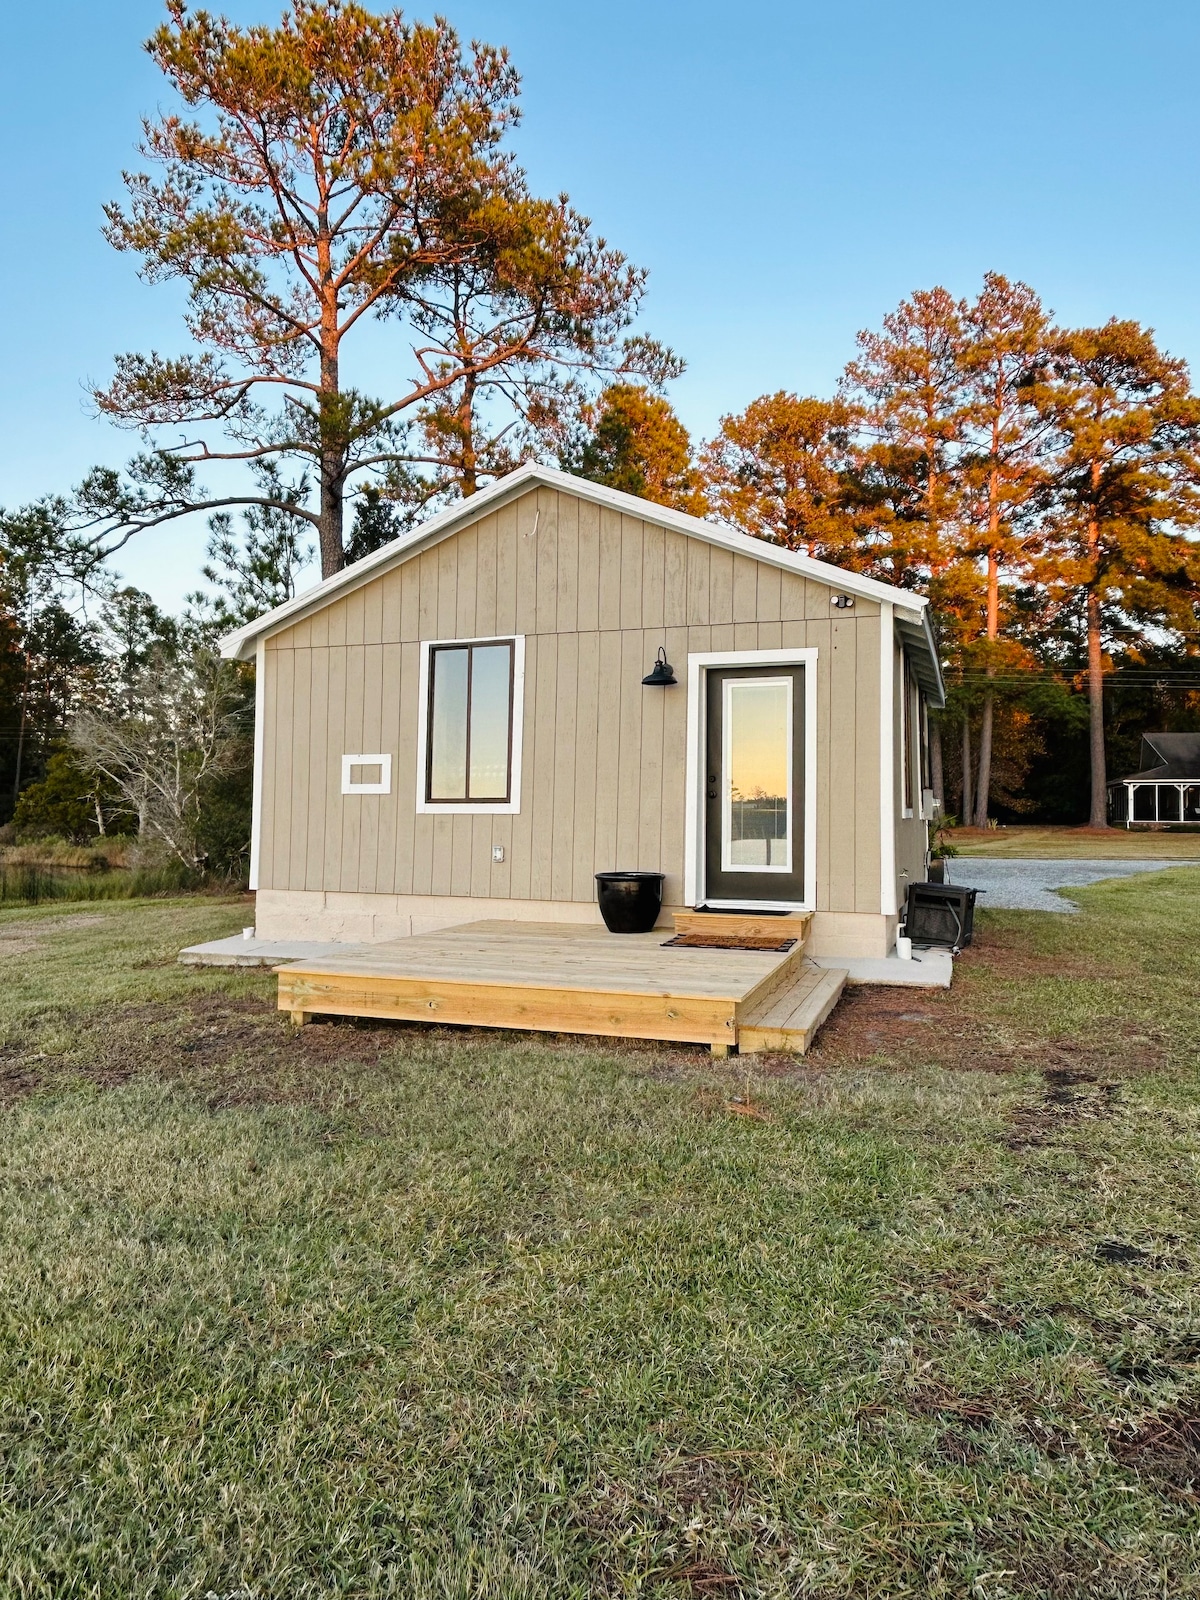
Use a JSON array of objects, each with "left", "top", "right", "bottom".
[
  {"left": 951, "top": 825, "right": 1200, "bottom": 859},
  {"left": 0, "top": 882, "right": 1198, "bottom": 1598}
]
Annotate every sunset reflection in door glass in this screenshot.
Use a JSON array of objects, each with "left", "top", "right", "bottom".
[{"left": 724, "top": 678, "right": 791, "bottom": 870}]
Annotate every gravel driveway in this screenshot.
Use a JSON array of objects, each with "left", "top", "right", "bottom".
[{"left": 944, "top": 857, "right": 1199, "bottom": 913}]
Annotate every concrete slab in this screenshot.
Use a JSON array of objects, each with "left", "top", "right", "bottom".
[
  {"left": 945, "top": 857, "right": 1199, "bottom": 913},
  {"left": 808, "top": 951, "right": 953, "bottom": 988},
  {"left": 180, "top": 935, "right": 375, "bottom": 968}
]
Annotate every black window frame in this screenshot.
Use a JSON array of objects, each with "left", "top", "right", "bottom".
[{"left": 425, "top": 639, "right": 517, "bottom": 805}]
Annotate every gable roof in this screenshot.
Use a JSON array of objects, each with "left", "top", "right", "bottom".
[
  {"left": 219, "top": 462, "right": 945, "bottom": 704},
  {"left": 1115, "top": 732, "right": 1200, "bottom": 783}
]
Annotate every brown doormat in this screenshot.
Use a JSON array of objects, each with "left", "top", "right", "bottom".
[{"left": 662, "top": 933, "right": 798, "bottom": 953}]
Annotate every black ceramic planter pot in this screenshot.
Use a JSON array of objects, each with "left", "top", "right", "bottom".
[{"left": 595, "top": 871, "right": 665, "bottom": 934}]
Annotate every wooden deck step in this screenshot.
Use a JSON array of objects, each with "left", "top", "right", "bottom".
[
  {"left": 735, "top": 964, "right": 847, "bottom": 1055},
  {"left": 673, "top": 910, "right": 812, "bottom": 945}
]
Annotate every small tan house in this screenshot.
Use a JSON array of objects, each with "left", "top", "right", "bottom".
[{"left": 221, "top": 464, "right": 944, "bottom": 960}]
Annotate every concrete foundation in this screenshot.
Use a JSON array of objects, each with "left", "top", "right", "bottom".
[{"left": 252, "top": 889, "right": 898, "bottom": 960}]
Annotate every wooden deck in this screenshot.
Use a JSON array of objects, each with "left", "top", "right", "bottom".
[{"left": 276, "top": 919, "right": 846, "bottom": 1054}]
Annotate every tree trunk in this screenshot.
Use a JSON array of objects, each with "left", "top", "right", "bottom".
[
  {"left": 11, "top": 629, "right": 32, "bottom": 804},
  {"left": 973, "top": 516, "right": 1000, "bottom": 826},
  {"left": 1086, "top": 586, "right": 1108, "bottom": 827},
  {"left": 973, "top": 692, "right": 993, "bottom": 828},
  {"left": 929, "top": 717, "right": 945, "bottom": 810},
  {"left": 316, "top": 221, "right": 346, "bottom": 579},
  {"left": 961, "top": 715, "right": 973, "bottom": 826},
  {"left": 318, "top": 445, "right": 346, "bottom": 578},
  {"left": 317, "top": 332, "right": 346, "bottom": 578},
  {"left": 12, "top": 667, "right": 28, "bottom": 804},
  {"left": 458, "top": 371, "right": 479, "bottom": 496},
  {"left": 1084, "top": 485, "right": 1108, "bottom": 828}
]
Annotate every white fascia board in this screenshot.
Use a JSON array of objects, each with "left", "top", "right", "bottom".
[
  {"left": 218, "top": 463, "right": 547, "bottom": 660},
  {"left": 219, "top": 461, "right": 932, "bottom": 661}
]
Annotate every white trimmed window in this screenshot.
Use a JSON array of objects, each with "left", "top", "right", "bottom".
[
  {"left": 416, "top": 636, "right": 525, "bottom": 815},
  {"left": 900, "top": 652, "right": 914, "bottom": 817}
]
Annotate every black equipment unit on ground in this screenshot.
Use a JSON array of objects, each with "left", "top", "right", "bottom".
[{"left": 904, "top": 881, "right": 980, "bottom": 950}]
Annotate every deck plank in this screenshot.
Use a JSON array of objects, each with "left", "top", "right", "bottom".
[{"left": 279, "top": 921, "right": 798, "bottom": 1001}]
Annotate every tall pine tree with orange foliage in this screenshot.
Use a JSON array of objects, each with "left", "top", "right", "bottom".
[
  {"left": 957, "top": 274, "right": 1055, "bottom": 824},
  {"left": 840, "top": 287, "right": 977, "bottom": 805},
  {"left": 88, "top": 1, "right": 673, "bottom": 577},
  {"left": 1032, "top": 320, "right": 1200, "bottom": 826}
]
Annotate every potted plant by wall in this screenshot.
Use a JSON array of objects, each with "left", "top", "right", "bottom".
[
  {"left": 927, "top": 816, "right": 959, "bottom": 884},
  {"left": 595, "top": 871, "right": 665, "bottom": 933}
]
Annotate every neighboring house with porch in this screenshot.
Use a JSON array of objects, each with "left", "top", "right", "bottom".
[
  {"left": 1109, "top": 733, "right": 1200, "bottom": 827},
  {"left": 219, "top": 463, "right": 945, "bottom": 962}
]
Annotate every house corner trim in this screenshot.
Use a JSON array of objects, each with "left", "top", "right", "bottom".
[
  {"left": 879, "top": 603, "right": 896, "bottom": 916},
  {"left": 249, "top": 637, "right": 266, "bottom": 892}
]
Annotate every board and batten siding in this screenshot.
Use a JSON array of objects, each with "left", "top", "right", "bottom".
[{"left": 258, "top": 487, "right": 883, "bottom": 914}]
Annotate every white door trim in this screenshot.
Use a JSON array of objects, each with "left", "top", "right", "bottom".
[{"left": 684, "top": 647, "right": 819, "bottom": 911}]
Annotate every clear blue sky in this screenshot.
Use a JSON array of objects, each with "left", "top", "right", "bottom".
[{"left": 3, "top": 0, "right": 1199, "bottom": 610}]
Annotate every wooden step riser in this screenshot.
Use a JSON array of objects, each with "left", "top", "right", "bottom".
[
  {"left": 732, "top": 944, "right": 812, "bottom": 1021},
  {"left": 674, "top": 910, "right": 812, "bottom": 943}
]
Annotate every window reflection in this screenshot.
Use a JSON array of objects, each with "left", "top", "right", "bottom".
[
  {"left": 469, "top": 645, "right": 513, "bottom": 799},
  {"left": 428, "top": 647, "right": 469, "bottom": 800},
  {"left": 724, "top": 678, "right": 791, "bottom": 871}
]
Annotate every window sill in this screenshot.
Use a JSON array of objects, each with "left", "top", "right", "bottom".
[{"left": 417, "top": 799, "right": 521, "bottom": 816}]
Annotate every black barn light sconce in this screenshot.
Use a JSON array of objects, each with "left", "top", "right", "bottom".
[{"left": 642, "top": 646, "right": 677, "bottom": 687}]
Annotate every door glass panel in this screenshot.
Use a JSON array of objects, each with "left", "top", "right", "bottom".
[
  {"left": 468, "top": 645, "right": 512, "bottom": 799},
  {"left": 428, "top": 647, "right": 469, "bottom": 800},
  {"left": 724, "top": 678, "right": 791, "bottom": 871}
]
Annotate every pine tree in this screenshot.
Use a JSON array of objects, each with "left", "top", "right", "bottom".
[
  {"left": 958, "top": 274, "right": 1054, "bottom": 824},
  {"left": 88, "top": 2, "right": 672, "bottom": 576},
  {"left": 700, "top": 393, "right": 860, "bottom": 558},
  {"left": 1032, "top": 320, "right": 1200, "bottom": 825},
  {"left": 562, "top": 385, "right": 705, "bottom": 514},
  {"left": 842, "top": 287, "right": 975, "bottom": 792}
]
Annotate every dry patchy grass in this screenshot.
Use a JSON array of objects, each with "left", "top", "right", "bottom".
[{"left": 0, "top": 880, "right": 1197, "bottom": 1598}]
